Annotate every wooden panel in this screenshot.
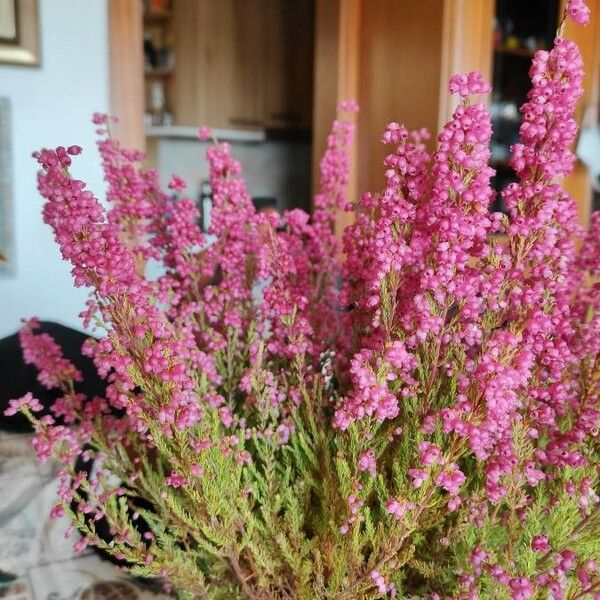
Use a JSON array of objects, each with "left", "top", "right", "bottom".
[
  {"left": 313, "top": 0, "right": 450, "bottom": 235},
  {"left": 171, "top": 0, "right": 198, "bottom": 126},
  {"left": 109, "top": 0, "right": 145, "bottom": 150},
  {"left": 264, "top": 0, "right": 315, "bottom": 129},
  {"left": 203, "top": 0, "right": 236, "bottom": 128},
  {"left": 438, "top": 0, "right": 495, "bottom": 127},
  {"left": 229, "top": 0, "right": 267, "bottom": 128},
  {"left": 173, "top": 0, "right": 236, "bottom": 128},
  {"left": 334, "top": 0, "right": 361, "bottom": 238},
  {"left": 312, "top": 0, "right": 361, "bottom": 238},
  {"left": 312, "top": 0, "right": 361, "bottom": 175},
  {"left": 356, "top": 0, "right": 444, "bottom": 195},
  {"left": 174, "top": 0, "right": 272, "bottom": 130}
]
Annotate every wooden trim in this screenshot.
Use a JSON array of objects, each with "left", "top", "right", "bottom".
[
  {"left": 312, "top": 0, "right": 361, "bottom": 239},
  {"left": 334, "top": 0, "right": 361, "bottom": 239},
  {"left": 108, "top": 0, "right": 145, "bottom": 151},
  {"left": 438, "top": 0, "right": 495, "bottom": 128},
  {"left": 336, "top": 0, "right": 361, "bottom": 106},
  {"left": 312, "top": 0, "right": 339, "bottom": 194}
]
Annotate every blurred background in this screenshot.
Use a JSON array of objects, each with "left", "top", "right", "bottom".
[
  {"left": 0, "top": 0, "right": 599, "bottom": 339},
  {"left": 0, "top": 1, "right": 599, "bottom": 597}
]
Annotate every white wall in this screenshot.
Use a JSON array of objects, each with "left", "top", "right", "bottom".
[
  {"left": 0, "top": 0, "right": 109, "bottom": 337},
  {"left": 155, "top": 137, "right": 313, "bottom": 214}
]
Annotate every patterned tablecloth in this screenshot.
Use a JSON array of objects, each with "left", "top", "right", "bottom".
[{"left": 0, "top": 431, "right": 170, "bottom": 600}]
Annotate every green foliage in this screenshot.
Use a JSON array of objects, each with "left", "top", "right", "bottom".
[
  {"left": 40, "top": 317, "right": 598, "bottom": 599},
  {"left": 21, "top": 308, "right": 600, "bottom": 600}
]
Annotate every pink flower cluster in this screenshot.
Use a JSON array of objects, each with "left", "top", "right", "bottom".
[
  {"left": 336, "top": 59, "right": 499, "bottom": 433},
  {"left": 371, "top": 570, "right": 395, "bottom": 597},
  {"left": 448, "top": 71, "right": 491, "bottom": 98},
  {"left": 19, "top": 317, "right": 82, "bottom": 388},
  {"left": 567, "top": 0, "right": 591, "bottom": 24},
  {"left": 4, "top": 392, "right": 43, "bottom": 416},
  {"left": 335, "top": 2, "right": 597, "bottom": 522},
  {"left": 461, "top": 543, "right": 600, "bottom": 600}
]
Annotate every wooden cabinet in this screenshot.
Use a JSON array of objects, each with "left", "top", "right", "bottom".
[
  {"left": 312, "top": 0, "right": 599, "bottom": 232},
  {"left": 173, "top": 0, "right": 235, "bottom": 129},
  {"left": 228, "top": 0, "right": 266, "bottom": 128},
  {"left": 312, "top": 0, "right": 494, "bottom": 205},
  {"left": 173, "top": 0, "right": 314, "bottom": 131},
  {"left": 263, "top": 0, "right": 314, "bottom": 130}
]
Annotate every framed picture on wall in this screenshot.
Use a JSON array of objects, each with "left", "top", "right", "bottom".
[
  {"left": 0, "top": 97, "right": 14, "bottom": 276},
  {"left": 0, "top": 0, "right": 40, "bottom": 66}
]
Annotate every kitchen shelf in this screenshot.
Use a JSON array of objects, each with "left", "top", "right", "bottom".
[{"left": 145, "top": 125, "right": 267, "bottom": 143}]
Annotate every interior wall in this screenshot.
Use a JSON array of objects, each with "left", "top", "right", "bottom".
[{"left": 0, "top": 0, "right": 109, "bottom": 337}]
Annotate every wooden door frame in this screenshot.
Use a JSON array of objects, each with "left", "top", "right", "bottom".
[
  {"left": 312, "top": 0, "right": 361, "bottom": 239},
  {"left": 108, "top": 0, "right": 145, "bottom": 151}
]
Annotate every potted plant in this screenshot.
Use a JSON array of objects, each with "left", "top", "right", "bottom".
[{"left": 7, "top": 1, "right": 599, "bottom": 597}]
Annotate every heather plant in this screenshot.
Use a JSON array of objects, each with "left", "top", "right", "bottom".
[{"left": 6, "top": 3, "right": 600, "bottom": 598}]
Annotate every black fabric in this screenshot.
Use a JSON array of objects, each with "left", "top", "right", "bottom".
[{"left": 0, "top": 321, "right": 105, "bottom": 432}]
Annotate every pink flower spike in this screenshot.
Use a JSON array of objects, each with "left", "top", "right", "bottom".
[
  {"left": 408, "top": 468, "right": 428, "bottom": 488},
  {"left": 190, "top": 464, "right": 204, "bottom": 476},
  {"left": 386, "top": 498, "right": 413, "bottom": 521},
  {"left": 19, "top": 319, "right": 82, "bottom": 389},
  {"left": 73, "top": 536, "right": 89, "bottom": 553},
  {"left": 50, "top": 503, "right": 65, "bottom": 519},
  {"left": 337, "top": 99, "right": 359, "bottom": 113},
  {"left": 165, "top": 471, "right": 188, "bottom": 488},
  {"left": 418, "top": 441, "right": 442, "bottom": 467},
  {"left": 4, "top": 392, "right": 43, "bottom": 416},
  {"left": 92, "top": 112, "right": 108, "bottom": 125},
  {"left": 567, "top": 0, "right": 591, "bottom": 25},
  {"left": 370, "top": 570, "right": 388, "bottom": 594},
  {"left": 198, "top": 125, "right": 212, "bottom": 141},
  {"left": 448, "top": 71, "right": 491, "bottom": 98},
  {"left": 509, "top": 577, "right": 534, "bottom": 600},
  {"left": 357, "top": 449, "right": 377, "bottom": 477},
  {"left": 219, "top": 406, "right": 233, "bottom": 428},
  {"left": 168, "top": 174, "right": 187, "bottom": 192},
  {"left": 531, "top": 535, "right": 551, "bottom": 553},
  {"left": 435, "top": 464, "right": 466, "bottom": 496},
  {"left": 447, "top": 496, "right": 462, "bottom": 512}
]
